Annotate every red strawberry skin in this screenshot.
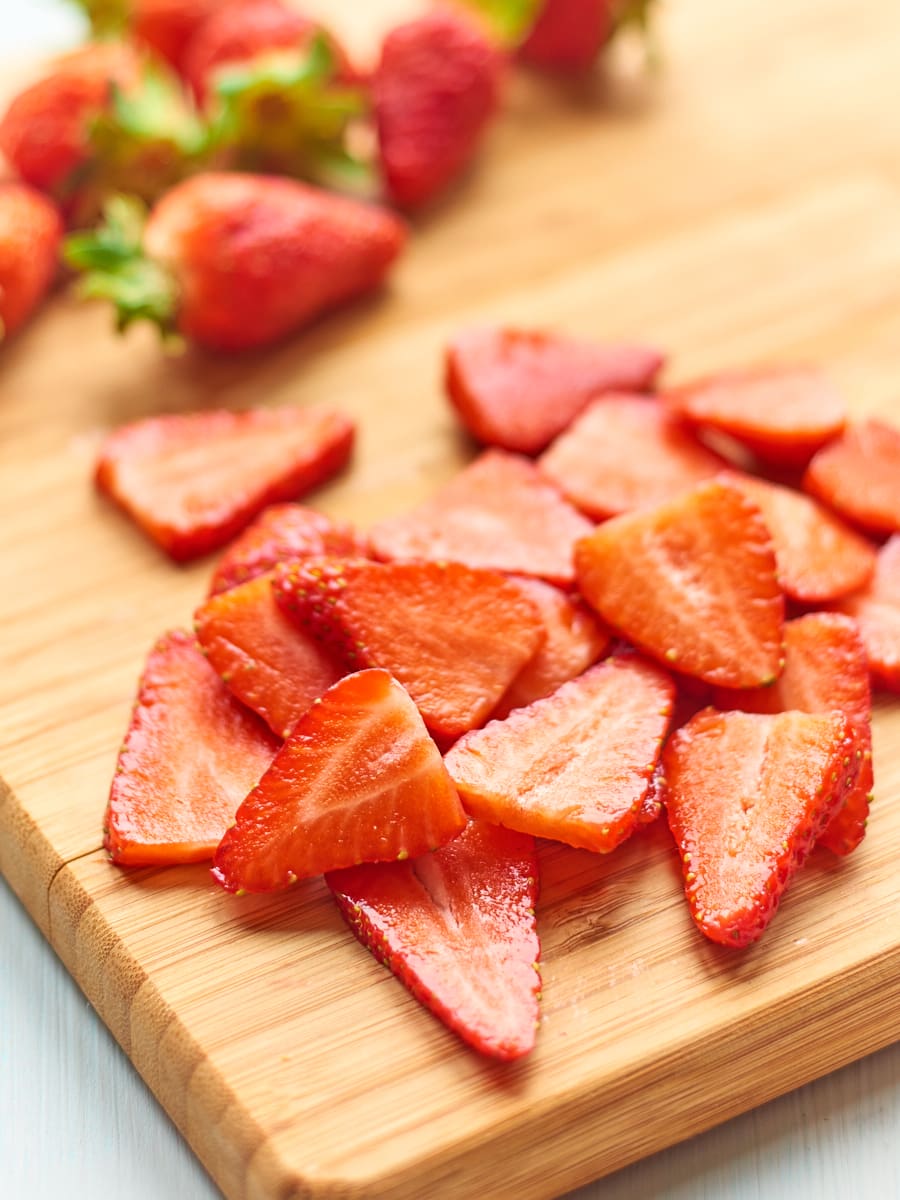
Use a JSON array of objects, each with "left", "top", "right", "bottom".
[
  {"left": 663, "top": 708, "right": 861, "bottom": 947},
  {"left": 212, "top": 668, "right": 467, "bottom": 893},
  {"left": 373, "top": 10, "right": 503, "bottom": 209},
  {"left": 95, "top": 406, "right": 355, "bottom": 561},
  {"left": 144, "top": 172, "right": 406, "bottom": 351},
  {"left": 445, "top": 327, "right": 664, "bottom": 455},
  {"left": 520, "top": 0, "right": 613, "bottom": 71},
  {"left": 104, "top": 630, "right": 279, "bottom": 865},
  {"left": 133, "top": 0, "right": 232, "bottom": 75},
  {"left": 0, "top": 184, "right": 62, "bottom": 339},
  {"left": 208, "top": 503, "right": 369, "bottom": 595},
  {"left": 327, "top": 820, "right": 541, "bottom": 1061}
]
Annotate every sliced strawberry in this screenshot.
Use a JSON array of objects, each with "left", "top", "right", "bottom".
[
  {"left": 0, "top": 183, "right": 62, "bottom": 341},
  {"left": 208, "top": 503, "right": 369, "bottom": 595},
  {"left": 444, "top": 655, "right": 674, "bottom": 852},
  {"left": 539, "top": 395, "right": 727, "bottom": 519},
  {"left": 803, "top": 419, "right": 900, "bottom": 537},
  {"left": 712, "top": 612, "right": 873, "bottom": 856},
  {"left": 327, "top": 820, "right": 540, "bottom": 1061},
  {"left": 662, "top": 708, "right": 860, "bottom": 947},
  {"left": 212, "top": 668, "right": 467, "bottom": 893},
  {"left": 104, "top": 629, "right": 279, "bottom": 866},
  {"left": 574, "top": 479, "right": 784, "bottom": 688},
  {"left": 664, "top": 367, "right": 847, "bottom": 467},
  {"left": 834, "top": 535, "right": 900, "bottom": 692},
  {"left": 194, "top": 572, "right": 344, "bottom": 739},
  {"left": 491, "top": 577, "right": 610, "bottom": 718},
  {"left": 95, "top": 406, "right": 354, "bottom": 561},
  {"left": 369, "top": 449, "right": 593, "bottom": 587},
  {"left": 274, "top": 558, "right": 545, "bottom": 742},
  {"left": 373, "top": 9, "right": 503, "bottom": 209},
  {"left": 445, "top": 327, "right": 663, "bottom": 455},
  {"left": 723, "top": 471, "right": 876, "bottom": 604}
]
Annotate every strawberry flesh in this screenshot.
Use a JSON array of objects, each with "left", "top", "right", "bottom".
[
  {"left": 803, "top": 419, "right": 900, "bottom": 537},
  {"left": 327, "top": 820, "right": 541, "bottom": 1061},
  {"left": 834, "top": 534, "right": 900, "bottom": 692}
]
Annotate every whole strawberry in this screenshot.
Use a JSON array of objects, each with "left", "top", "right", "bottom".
[
  {"left": 73, "top": 0, "right": 236, "bottom": 75},
  {"left": 373, "top": 8, "right": 504, "bottom": 210},
  {"left": 64, "top": 173, "right": 406, "bottom": 351},
  {"left": 0, "top": 184, "right": 62, "bottom": 341}
]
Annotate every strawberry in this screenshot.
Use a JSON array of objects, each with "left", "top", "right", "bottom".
[
  {"left": 73, "top": 0, "right": 232, "bottom": 74},
  {"left": 574, "top": 479, "right": 785, "bottom": 688},
  {"left": 194, "top": 572, "right": 345, "bottom": 739},
  {"left": 539, "top": 395, "right": 727, "bottom": 520},
  {"left": 273, "top": 558, "right": 545, "bottom": 742},
  {"left": 834, "top": 535, "right": 900, "bottom": 693},
  {"left": 0, "top": 43, "right": 204, "bottom": 225},
  {"left": 327, "top": 820, "right": 541, "bottom": 1061},
  {"left": 104, "top": 630, "right": 279, "bottom": 865},
  {"left": 712, "top": 612, "right": 874, "bottom": 856},
  {"left": 723, "top": 471, "right": 876, "bottom": 604},
  {"left": 207, "top": 503, "right": 369, "bottom": 595},
  {"left": 445, "top": 326, "right": 664, "bottom": 455},
  {"left": 803, "top": 419, "right": 900, "bottom": 537},
  {"left": 664, "top": 367, "right": 847, "bottom": 467},
  {"left": 519, "top": 0, "right": 658, "bottom": 71},
  {"left": 369, "top": 449, "right": 593, "bottom": 587},
  {"left": 64, "top": 175, "right": 406, "bottom": 350},
  {"left": 491, "top": 576, "right": 610, "bottom": 718},
  {"left": 95, "top": 405, "right": 355, "bottom": 561},
  {"left": 212, "top": 668, "right": 468, "bottom": 893},
  {"left": 373, "top": 9, "right": 504, "bottom": 210},
  {"left": 444, "top": 654, "right": 674, "bottom": 852},
  {"left": 0, "top": 184, "right": 62, "bottom": 341},
  {"left": 662, "top": 708, "right": 861, "bottom": 947}
]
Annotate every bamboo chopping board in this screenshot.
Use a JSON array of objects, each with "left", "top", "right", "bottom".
[{"left": 2, "top": 1, "right": 900, "bottom": 1196}]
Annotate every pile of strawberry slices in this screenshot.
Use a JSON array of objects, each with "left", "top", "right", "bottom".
[{"left": 99, "top": 325, "right": 900, "bottom": 1060}]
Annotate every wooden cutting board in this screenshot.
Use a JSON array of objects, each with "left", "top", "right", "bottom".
[{"left": 3, "top": 1, "right": 900, "bottom": 1197}]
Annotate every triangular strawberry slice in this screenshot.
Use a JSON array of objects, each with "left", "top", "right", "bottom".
[
  {"left": 212, "top": 668, "right": 467, "bottom": 893},
  {"left": 713, "top": 612, "right": 873, "bottom": 855},
  {"left": 207, "top": 503, "right": 369, "bottom": 595},
  {"left": 444, "top": 655, "right": 675, "bottom": 853},
  {"left": 835, "top": 534, "right": 900, "bottom": 692},
  {"left": 104, "top": 630, "right": 279, "bottom": 866},
  {"left": 95, "top": 405, "right": 355, "bottom": 561},
  {"left": 445, "top": 326, "right": 663, "bottom": 455},
  {"left": 723, "top": 471, "right": 876, "bottom": 604},
  {"left": 803, "top": 418, "right": 900, "bottom": 537},
  {"left": 539, "top": 394, "right": 727, "bottom": 519},
  {"left": 491, "top": 576, "right": 610, "bottom": 719},
  {"left": 273, "top": 558, "right": 546, "bottom": 742},
  {"left": 662, "top": 708, "right": 861, "bottom": 947},
  {"left": 368, "top": 449, "right": 593, "bottom": 587},
  {"left": 327, "top": 820, "right": 541, "bottom": 1061},
  {"left": 664, "top": 367, "right": 847, "bottom": 466},
  {"left": 574, "top": 478, "right": 784, "bottom": 688},
  {"left": 194, "top": 572, "right": 345, "bottom": 739}
]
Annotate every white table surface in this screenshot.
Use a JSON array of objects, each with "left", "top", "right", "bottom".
[{"left": 2, "top": 4, "right": 899, "bottom": 1199}]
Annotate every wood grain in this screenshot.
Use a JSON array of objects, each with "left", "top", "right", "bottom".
[{"left": 3, "top": 1, "right": 900, "bottom": 1196}]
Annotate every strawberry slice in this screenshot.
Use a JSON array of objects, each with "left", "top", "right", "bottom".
[
  {"left": 194, "top": 572, "right": 344, "bottom": 739},
  {"left": 492, "top": 577, "right": 610, "bottom": 718},
  {"left": 212, "top": 668, "right": 467, "bottom": 893},
  {"left": 327, "top": 820, "right": 541, "bottom": 1061},
  {"left": 662, "top": 708, "right": 860, "bottom": 947},
  {"left": 539, "top": 395, "right": 727, "bottom": 519},
  {"left": 713, "top": 612, "right": 873, "bottom": 855},
  {"left": 104, "top": 630, "right": 279, "bottom": 866},
  {"left": 574, "top": 479, "right": 784, "bottom": 688},
  {"left": 273, "top": 558, "right": 545, "bottom": 742},
  {"left": 207, "top": 503, "right": 369, "bottom": 595},
  {"left": 834, "top": 534, "right": 900, "bottom": 692},
  {"left": 444, "top": 655, "right": 674, "bottom": 853},
  {"left": 445, "top": 327, "right": 663, "bottom": 455},
  {"left": 803, "top": 419, "right": 900, "bottom": 537},
  {"left": 96, "top": 406, "right": 355, "bottom": 562},
  {"left": 724, "top": 471, "right": 876, "bottom": 604},
  {"left": 664, "top": 367, "right": 847, "bottom": 466},
  {"left": 369, "top": 449, "right": 593, "bottom": 587}
]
